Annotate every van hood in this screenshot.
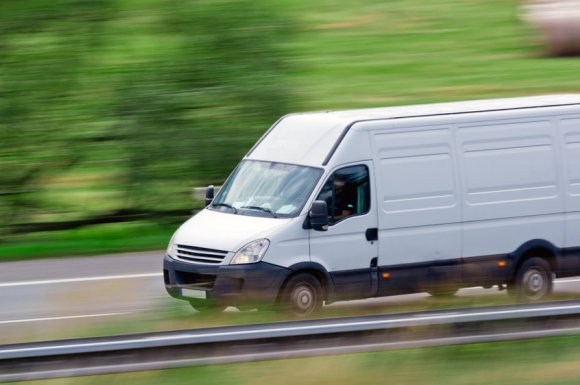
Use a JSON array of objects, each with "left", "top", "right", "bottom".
[{"left": 173, "top": 209, "right": 289, "bottom": 252}]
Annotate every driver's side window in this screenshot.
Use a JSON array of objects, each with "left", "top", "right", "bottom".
[{"left": 316, "top": 165, "right": 370, "bottom": 225}]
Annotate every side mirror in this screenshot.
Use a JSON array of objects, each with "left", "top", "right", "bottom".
[
  {"left": 309, "top": 200, "right": 329, "bottom": 231},
  {"left": 205, "top": 185, "right": 215, "bottom": 206}
]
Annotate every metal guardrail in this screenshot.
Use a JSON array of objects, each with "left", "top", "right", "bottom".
[{"left": 2, "top": 300, "right": 580, "bottom": 382}]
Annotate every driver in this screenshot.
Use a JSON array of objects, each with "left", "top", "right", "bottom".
[{"left": 333, "top": 175, "right": 355, "bottom": 220}]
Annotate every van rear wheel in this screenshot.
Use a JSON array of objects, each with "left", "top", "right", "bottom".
[
  {"left": 509, "top": 257, "right": 553, "bottom": 300},
  {"left": 282, "top": 273, "right": 323, "bottom": 318}
]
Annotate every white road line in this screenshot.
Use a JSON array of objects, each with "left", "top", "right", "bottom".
[
  {"left": 460, "top": 278, "right": 580, "bottom": 291},
  {"left": 2, "top": 274, "right": 579, "bottom": 289},
  {"left": 0, "top": 273, "right": 162, "bottom": 288},
  {"left": 555, "top": 278, "right": 580, "bottom": 284},
  {"left": 0, "top": 312, "right": 130, "bottom": 325}
]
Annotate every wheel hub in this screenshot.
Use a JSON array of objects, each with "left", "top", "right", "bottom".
[
  {"left": 529, "top": 273, "right": 544, "bottom": 291},
  {"left": 296, "top": 287, "right": 313, "bottom": 309},
  {"left": 523, "top": 268, "right": 547, "bottom": 298},
  {"left": 292, "top": 284, "right": 315, "bottom": 314}
]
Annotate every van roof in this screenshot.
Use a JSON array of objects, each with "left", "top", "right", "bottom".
[
  {"left": 247, "top": 94, "right": 580, "bottom": 167},
  {"left": 308, "top": 94, "right": 580, "bottom": 122}
]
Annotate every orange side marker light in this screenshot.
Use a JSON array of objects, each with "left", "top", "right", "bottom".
[
  {"left": 498, "top": 261, "right": 507, "bottom": 267},
  {"left": 382, "top": 273, "right": 391, "bottom": 279}
]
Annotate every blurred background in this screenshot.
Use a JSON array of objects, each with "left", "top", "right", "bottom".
[{"left": 1, "top": 0, "right": 580, "bottom": 260}]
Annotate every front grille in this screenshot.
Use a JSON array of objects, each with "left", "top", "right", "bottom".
[{"left": 176, "top": 244, "right": 228, "bottom": 264}]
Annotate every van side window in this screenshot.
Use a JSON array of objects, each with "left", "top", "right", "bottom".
[{"left": 316, "top": 165, "right": 370, "bottom": 224}]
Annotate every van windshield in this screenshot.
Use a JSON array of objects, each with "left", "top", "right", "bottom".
[{"left": 210, "top": 160, "right": 323, "bottom": 218}]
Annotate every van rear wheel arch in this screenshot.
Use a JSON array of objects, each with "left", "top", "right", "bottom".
[
  {"left": 511, "top": 242, "right": 558, "bottom": 279},
  {"left": 510, "top": 239, "right": 559, "bottom": 272}
]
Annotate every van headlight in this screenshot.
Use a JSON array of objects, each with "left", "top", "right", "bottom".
[
  {"left": 166, "top": 237, "right": 177, "bottom": 259},
  {"left": 231, "top": 239, "right": 270, "bottom": 264}
]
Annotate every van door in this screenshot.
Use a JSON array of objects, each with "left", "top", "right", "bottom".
[
  {"left": 371, "top": 126, "right": 462, "bottom": 295},
  {"left": 309, "top": 163, "right": 379, "bottom": 300}
]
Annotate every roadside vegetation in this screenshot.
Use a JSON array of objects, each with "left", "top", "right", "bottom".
[{"left": 2, "top": 0, "right": 580, "bottom": 260}]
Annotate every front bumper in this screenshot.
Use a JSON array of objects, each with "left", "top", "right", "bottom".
[{"left": 163, "top": 254, "right": 291, "bottom": 306}]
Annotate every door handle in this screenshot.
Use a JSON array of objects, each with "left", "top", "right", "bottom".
[{"left": 365, "top": 228, "right": 378, "bottom": 241}]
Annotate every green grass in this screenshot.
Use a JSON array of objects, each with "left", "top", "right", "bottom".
[
  {"left": 285, "top": 0, "right": 580, "bottom": 110},
  {"left": 11, "top": 333, "right": 580, "bottom": 385},
  {"left": 0, "top": 221, "right": 176, "bottom": 261}
]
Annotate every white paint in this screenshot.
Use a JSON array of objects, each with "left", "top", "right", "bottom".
[
  {"left": 460, "top": 277, "right": 580, "bottom": 291},
  {"left": 0, "top": 273, "right": 162, "bottom": 288},
  {"left": 0, "top": 312, "right": 129, "bottom": 325}
]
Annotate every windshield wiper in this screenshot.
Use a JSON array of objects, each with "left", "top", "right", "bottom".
[
  {"left": 212, "top": 202, "right": 237, "bottom": 213},
  {"left": 240, "top": 206, "right": 277, "bottom": 218}
]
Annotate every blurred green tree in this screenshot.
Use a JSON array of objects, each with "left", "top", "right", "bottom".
[
  {"left": 0, "top": 0, "right": 294, "bottom": 236},
  {"left": 0, "top": 0, "right": 116, "bottom": 235},
  {"left": 112, "top": 0, "right": 294, "bottom": 211}
]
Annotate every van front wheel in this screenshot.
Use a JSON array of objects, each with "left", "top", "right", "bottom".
[
  {"left": 282, "top": 273, "right": 323, "bottom": 317},
  {"left": 509, "top": 257, "right": 553, "bottom": 300}
]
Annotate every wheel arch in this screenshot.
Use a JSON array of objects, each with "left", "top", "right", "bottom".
[
  {"left": 510, "top": 239, "right": 560, "bottom": 279},
  {"left": 279, "top": 262, "right": 334, "bottom": 303}
]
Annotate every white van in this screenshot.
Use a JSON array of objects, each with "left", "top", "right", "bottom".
[{"left": 164, "top": 94, "right": 580, "bottom": 316}]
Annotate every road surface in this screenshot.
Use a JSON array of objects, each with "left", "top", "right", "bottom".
[{"left": 1, "top": 251, "right": 580, "bottom": 344}]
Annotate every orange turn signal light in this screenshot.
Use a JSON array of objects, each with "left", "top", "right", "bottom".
[
  {"left": 382, "top": 273, "right": 391, "bottom": 278},
  {"left": 498, "top": 261, "right": 507, "bottom": 267}
]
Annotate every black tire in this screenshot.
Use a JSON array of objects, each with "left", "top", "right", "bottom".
[
  {"left": 509, "top": 257, "right": 553, "bottom": 300},
  {"left": 281, "top": 273, "right": 323, "bottom": 317}
]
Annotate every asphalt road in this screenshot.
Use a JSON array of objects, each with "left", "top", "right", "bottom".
[
  {"left": 2, "top": 252, "right": 580, "bottom": 344},
  {"left": 0, "top": 252, "right": 168, "bottom": 343}
]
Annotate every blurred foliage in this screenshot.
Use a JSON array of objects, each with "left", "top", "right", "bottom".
[
  {"left": 113, "top": 0, "right": 294, "bottom": 210},
  {"left": 0, "top": 0, "right": 294, "bottom": 236},
  {"left": 0, "top": 0, "right": 116, "bottom": 234}
]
